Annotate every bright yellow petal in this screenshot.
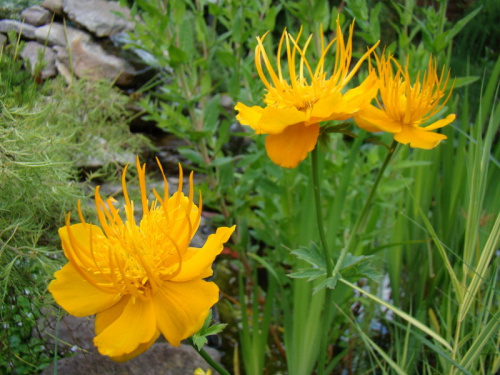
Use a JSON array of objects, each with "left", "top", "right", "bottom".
[
  {"left": 424, "top": 113, "right": 455, "bottom": 131},
  {"left": 165, "top": 191, "right": 200, "bottom": 247},
  {"left": 59, "top": 223, "right": 105, "bottom": 267},
  {"left": 153, "top": 279, "right": 219, "bottom": 346},
  {"left": 309, "top": 91, "right": 343, "bottom": 120},
  {"left": 108, "top": 331, "right": 161, "bottom": 362},
  {"left": 353, "top": 105, "right": 403, "bottom": 133},
  {"left": 235, "top": 103, "right": 264, "bottom": 130},
  {"left": 342, "top": 73, "right": 379, "bottom": 111},
  {"left": 94, "top": 297, "right": 161, "bottom": 362},
  {"left": 49, "top": 263, "right": 119, "bottom": 317},
  {"left": 256, "top": 106, "right": 307, "bottom": 135},
  {"left": 93, "top": 295, "right": 157, "bottom": 360},
  {"left": 171, "top": 226, "right": 236, "bottom": 282},
  {"left": 312, "top": 76, "right": 378, "bottom": 123},
  {"left": 265, "top": 122, "right": 319, "bottom": 168},
  {"left": 394, "top": 125, "right": 447, "bottom": 149}
]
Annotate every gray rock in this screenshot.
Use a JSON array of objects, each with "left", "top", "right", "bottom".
[
  {"left": 54, "top": 50, "right": 73, "bottom": 84},
  {"left": 41, "top": 0, "right": 64, "bottom": 15},
  {"left": 0, "top": 19, "right": 37, "bottom": 39},
  {"left": 63, "top": 0, "right": 134, "bottom": 37},
  {"left": 35, "top": 22, "right": 91, "bottom": 47},
  {"left": 37, "top": 314, "right": 97, "bottom": 354},
  {"left": 20, "top": 41, "right": 57, "bottom": 79},
  {"left": 39, "top": 342, "right": 222, "bottom": 375},
  {"left": 37, "top": 312, "right": 223, "bottom": 375},
  {"left": 0, "top": 33, "right": 6, "bottom": 48},
  {"left": 69, "top": 37, "right": 139, "bottom": 86},
  {"left": 21, "top": 5, "right": 53, "bottom": 26}
]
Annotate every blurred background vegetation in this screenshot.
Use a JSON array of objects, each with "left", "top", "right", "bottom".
[{"left": 1, "top": 0, "right": 499, "bottom": 374}]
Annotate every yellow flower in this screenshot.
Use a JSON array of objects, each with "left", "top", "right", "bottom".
[
  {"left": 353, "top": 52, "right": 456, "bottom": 149},
  {"left": 194, "top": 368, "right": 212, "bottom": 375},
  {"left": 235, "top": 19, "right": 379, "bottom": 168},
  {"left": 49, "top": 158, "right": 235, "bottom": 362}
]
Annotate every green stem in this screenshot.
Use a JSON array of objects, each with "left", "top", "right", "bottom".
[
  {"left": 311, "top": 145, "right": 333, "bottom": 375},
  {"left": 311, "top": 146, "right": 333, "bottom": 275},
  {"left": 188, "top": 338, "right": 232, "bottom": 375},
  {"left": 331, "top": 139, "right": 399, "bottom": 280}
]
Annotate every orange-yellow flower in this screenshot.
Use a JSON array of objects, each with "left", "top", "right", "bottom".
[
  {"left": 235, "top": 19, "right": 379, "bottom": 168},
  {"left": 49, "top": 158, "right": 235, "bottom": 362},
  {"left": 353, "top": 52, "right": 455, "bottom": 149}
]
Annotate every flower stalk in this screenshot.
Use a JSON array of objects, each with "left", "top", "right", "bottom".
[
  {"left": 311, "top": 144, "right": 334, "bottom": 375},
  {"left": 331, "top": 139, "right": 399, "bottom": 281},
  {"left": 189, "top": 338, "right": 232, "bottom": 375}
]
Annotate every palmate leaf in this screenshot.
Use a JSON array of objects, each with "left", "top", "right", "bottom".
[
  {"left": 289, "top": 242, "right": 326, "bottom": 269},
  {"left": 289, "top": 245, "right": 382, "bottom": 291},
  {"left": 190, "top": 310, "right": 227, "bottom": 351}
]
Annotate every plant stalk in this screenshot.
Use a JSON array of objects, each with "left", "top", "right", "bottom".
[
  {"left": 311, "top": 145, "right": 334, "bottom": 375},
  {"left": 331, "top": 139, "right": 399, "bottom": 281},
  {"left": 189, "top": 338, "right": 232, "bottom": 375}
]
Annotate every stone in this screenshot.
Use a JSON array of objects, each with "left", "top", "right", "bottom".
[
  {"left": 41, "top": 0, "right": 64, "bottom": 15},
  {"left": 37, "top": 314, "right": 97, "bottom": 354},
  {"left": 37, "top": 313, "right": 223, "bottom": 375},
  {"left": 20, "top": 41, "right": 57, "bottom": 79},
  {"left": 0, "top": 34, "right": 7, "bottom": 48},
  {"left": 39, "top": 342, "right": 222, "bottom": 375},
  {"left": 35, "top": 22, "right": 91, "bottom": 47},
  {"left": 21, "top": 5, "right": 53, "bottom": 26},
  {"left": 0, "top": 20, "right": 37, "bottom": 39},
  {"left": 69, "top": 37, "right": 139, "bottom": 87},
  {"left": 63, "top": 0, "right": 134, "bottom": 37}
]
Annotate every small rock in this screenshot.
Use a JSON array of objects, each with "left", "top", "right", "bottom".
[
  {"left": 35, "top": 22, "right": 91, "bottom": 47},
  {"left": 0, "top": 20, "right": 37, "bottom": 39},
  {"left": 20, "top": 41, "right": 57, "bottom": 79},
  {"left": 69, "top": 37, "right": 139, "bottom": 87},
  {"left": 41, "top": 0, "right": 64, "bottom": 15},
  {"left": 63, "top": 0, "right": 134, "bottom": 37},
  {"left": 21, "top": 6, "right": 53, "bottom": 26},
  {"left": 54, "top": 54, "right": 73, "bottom": 84}
]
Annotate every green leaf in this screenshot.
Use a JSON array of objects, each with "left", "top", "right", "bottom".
[
  {"left": 452, "top": 76, "right": 480, "bottom": 89},
  {"left": 178, "top": 148, "right": 204, "bottom": 166},
  {"left": 288, "top": 268, "right": 325, "bottom": 281},
  {"left": 168, "top": 45, "right": 188, "bottom": 66},
  {"left": 190, "top": 310, "right": 227, "bottom": 351},
  {"left": 290, "top": 242, "right": 326, "bottom": 269},
  {"left": 340, "top": 253, "right": 379, "bottom": 280},
  {"left": 203, "top": 95, "right": 220, "bottom": 133}
]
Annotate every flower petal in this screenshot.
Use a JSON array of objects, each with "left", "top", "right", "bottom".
[
  {"left": 265, "top": 122, "right": 320, "bottom": 168},
  {"left": 424, "top": 114, "right": 456, "bottom": 131},
  {"left": 394, "top": 125, "right": 447, "bottom": 149},
  {"left": 93, "top": 295, "right": 157, "bottom": 360},
  {"left": 49, "top": 262, "right": 119, "bottom": 317},
  {"left": 235, "top": 103, "right": 264, "bottom": 130},
  {"left": 309, "top": 91, "right": 343, "bottom": 120},
  {"left": 171, "top": 226, "right": 236, "bottom": 282},
  {"left": 257, "top": 106, "right": 307, "bottom": 135},
  {"left": 153, "top": 280, "right": 219, "bottom": 346},
  {"left": 59, "top": 223, "right": 105, "bottom": 267},
  {"left": 353, "top": 105, "right": 403, "bottom": 133},
  {"left": 342, "top": 73, "right": 379, "bottom": 111}
]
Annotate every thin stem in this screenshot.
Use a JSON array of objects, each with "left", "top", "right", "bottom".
[
  {"left": 311, "top": 146, "right": 334, "bottom": 275},
  {"left": 331, "top": 139, "right": 399, "bottom": 280},
  {"left": 188, "top": 338, "right": 232, "bottom": 375},
  {"left": 311, "top": 145, "right": 333, "bottom": 375}
]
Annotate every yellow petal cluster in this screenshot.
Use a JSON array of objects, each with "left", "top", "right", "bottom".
[
  {"left": 354, "top": 52, "right": 455, "bottom": 149},
  {"left": 49, "top": 158, "right": 235, "bottom": 362},
  {"left": 235, "top": 19, "right": 379, "bottom": 168}
]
